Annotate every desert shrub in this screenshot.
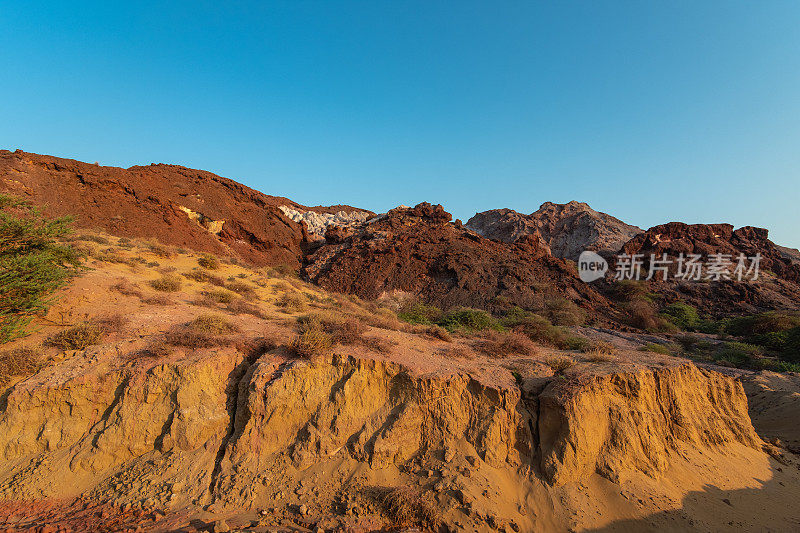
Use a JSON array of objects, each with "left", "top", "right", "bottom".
[
  {"left": 95, "top": 251, "right": 136, "bottom": 266},
  {"left": 146, "top": 242, "right": 173, "bottom": 258},
  {"left": 438, "top": 308, "right": 501, "bottom": 333},
  {"left": 378, "top": 486, "right": 436, "bottom": 528},
  {"left": 117, "top": 237, "right": 133, "bottom": 248},
  {"left": 182, "top": 269, "right": 226, "bottom": 286},
  {"left": 660, "top": 301, "right": 700, "bottom": 330},
  {"left": 225, "top": 280, "right": 256, "bottom": 299},
  {"left": 502, "top": 309, "right": 570, "bottom": 348},
  {"left": 674, "top": 334, "right": 700, "bottom": 351},
  {"left": 726, "top": 311, "right": 800, "bottom": 337},
  {"left": 46, "top": 323, "right": 102, "bottom": 350},
  {"left": 472, "top": 331, "right": 536, "bottom": 358},
  {"left": 782, "top": 327, "right": 800, "bottom": 362},
  {"left": 197, "top": 254, "right": 220, "bottom": 270},
  {"left": 612, "top": 280, "right": 654, "bottom": 302},
  {"left": 276, "top": 292, "right": 307, "bottom": 313},
  {"left": 146, "top": 261, "right": 160, "bottom": 268},
  {"left": 583, "top": 350, "right": 616, "bottom": 363},
  {"left": 364, "top": 307, "right": 405, "bottom": 331},
  {"left": 142, "top": 294, "right": 172, "bottom": 306},
  {"left": 546, "top": 356, "right": 573, "bottom": 374},
  {"left": 297, "top": 313, "right": 367, "bottom": 345},
  {"left": 544, "top": 297, "right": 584, "bottom": 326},
  {"left": 777, "top": 360, "right": 800, "bottom": 373},
  {"left": 714, "top": 342, "right": 764, "bottom": 367},
  {"left": 423, "top": 325, "right": 452, "bottom": 342},
  {"left": 639, "top": 342, "right": 677, "bottom": 355},
  {"left": 110, "top": 278, "right": 143, "bottom": 298},
  {"left": 397, "top": 301, "right": 443, "bottom": 325},
  {"left": 165, "top": 315, "right": 238, "bottom": 349},
  {"left": 204, "top": 288, "right": 237, "bottom": 304},
  {"left": 189, "top": 314, "right": 239, "bottom": 335},
  {"left": 0, "top": 347, "right": 40, "bottom": 384},
  {"left": 93, "top": 313, "right": 127, "bottom": 334},
  {"left": 1, "top": 195, "right": 82, "bottom": 342},
  {"left": 290, "top": 329, "right": 334, "bottom": 359},
  {"left": 581, "top": 340, "right": 615, "bottom": 355},
  {"left": 226, "top": 299, "right": 266, "bottom": 319},
  {"left": 149, "top": 274, "right": 182, "bottom": 292}
]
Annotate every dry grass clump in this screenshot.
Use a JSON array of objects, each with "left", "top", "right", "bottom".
[
  {"left": 142, "top": 294, "right": 173, "bottom": 306},
  {"left": 581, "top": 340, "right": 616, "bottom": 361},
  {"left": 472, "top": 331, "right": 537, "bottom": 358},
  {"left": 95, "top": 251, "right": 137, "bottom": 267},
  {"left": 149, "top": 274, "right": 182, "bottom": 292},
  {"left": 225, "top": 280, "right": 257, "bottom": 299},
  {"left": 46, "top": 323, "right": 103, "bottom": 350},
  {"left": 422, "top": 325, "right": 453, "bottom": 342},
  {"left": 182, "top": 269, "right": 226, "bottom": 286},
  {"left": 276, "top": 292, "right": 308, "bottom": 313},
  {"left": 111, "top": 278, "right": 143, "bottom": 298},
  {"left": 204, "top": 288, "right": 237, "bottom": 304},
  {"left": 197, "top": 254, "right": 220, "bottom": 270},
  {"left": 226, "top": 298, "right": 266, "bottom": 319},
  {"left": 290, "top": 329, "right": 334, "bottom": 359},
  {"left": 165, "top": 314, "right": 239, "bottom": 349},
  {"left": 546, "top": 356, "right": 574, "bottom": 374},
  {"left": 0, "top": 347, "right": 40, "bottom": 385},
  {"left": 93, "top": 313, "right": 127, "bottom": 334},
  {"left": 145, "top": 242, "right": 174, "bottom": 258},
  {"left": 75, "top": 234, "right": 110, "bottom": 245},
  {"left": 297, "top": 313, "right": 367, "bottom": 345},
  {"left": 156, "top": 265, "right": 176, "bottom": 274},
  {"left": 378, "top": 486, "right": 436, "bottom": 528},
  {"left": 189, "top": 314, "right": 239, "bottom": 335}
]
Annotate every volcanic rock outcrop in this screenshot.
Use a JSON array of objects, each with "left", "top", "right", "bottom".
[
  {"left": 304, "top": 202, "right": 611, "bottom": 314},
  {"left": 467, "top": 201, "right": 642, "bottom": 260},
  {"left": 617, "top": 222, "right": 800, "bottom": 315},
  {"left": 0, "top": 150, "right": 365, "bottom": 267}
]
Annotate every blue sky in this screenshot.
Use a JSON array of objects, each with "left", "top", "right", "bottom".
[{"left": 2, "top": 1, "right": 799, "bottom": 247}]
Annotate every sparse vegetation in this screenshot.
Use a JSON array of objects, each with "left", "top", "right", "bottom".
[
  {"left": 660, "top": 301, "right": 701, "bottom": 330},
  {"left": 438, "top": 308, "right": 502, "bottom": 333},
  {"left": 142, "top": 294, "right": 172, "bottom": 306},
  {"left": 165, "top": 314, "right": 238, "bottom": 349},
  {"left": 204, "top": 288, "right": 237, "bottom": 304},
  {"left": 546, "top": 356, "right": 574, "bottom": 374},
  {"left": 640, "top": 342, "right": 678, "bottom": 355},
  {"left": 110, "top": 278, "right": 143, "bottom": 298},
  {"left": 276, "top": 292, "right": 307, "bottom": 313},
  {"left": 197, "top": 254, "right": 220, "bottom": 270},
  {"left": 472, "top": 330, "right": 536, "bottom": 358},
  {"left": 46, "top": 322, "right": 102, "bottom": 350},
  {"left": 225, "top": 280, "right": 256, "bottom": 299},
  {"left": 1, "top": 194, "right": 83, "bottom": 343},
  {"left": 226, "top": 298, "right": 266, "bottom": 318},
  {"left": 148, "top": 274, "right": 182, "bottom": 292},
  {"left": 0, "top": 347, "right": 40, "bottom": 385},
  {"left": 290, "top": 329, "right": 334, "bottom": 359},
  {"left": 378, "top": 486, "right": 436, "bottom": 528}
]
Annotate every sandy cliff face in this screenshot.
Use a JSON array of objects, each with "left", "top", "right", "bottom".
[{"left": 0, "top": 342, "right": 770, "bottom": 531}]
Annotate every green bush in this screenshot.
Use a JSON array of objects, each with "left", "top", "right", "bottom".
[
  {"left": 0, "top": 194, "right": 82, "bottom": 343},
  {"left": 438, "top": 308, "right": 502, "bottom": 333},
  {"left": 397, "top": 301, "right": 443, "bottom": 325},
  {"left": 714, "top": 342, "right": 764, "bottom": 367},
  {"left": 660, "top": 302, "right": 700, "bottom": 330}
]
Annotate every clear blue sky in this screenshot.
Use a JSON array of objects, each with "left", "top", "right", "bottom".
[{"left": 2, "top": 1, "right": 799, "bottom": 247}]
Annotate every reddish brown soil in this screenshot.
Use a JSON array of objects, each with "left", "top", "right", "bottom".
[{"left": 0, "top": 150, "right": 364, "bottom": 268}]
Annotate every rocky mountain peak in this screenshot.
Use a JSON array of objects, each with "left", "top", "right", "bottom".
[{"left": 466, "top": 201, "right": 642, "bottom": 260}]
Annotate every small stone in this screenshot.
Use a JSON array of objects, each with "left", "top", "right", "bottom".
[
  {"left": 212, "top": 519, "right": 230, "bottom": 533},
  {"left": 299, "top": 504, "right": 308, "bottom": 515}
]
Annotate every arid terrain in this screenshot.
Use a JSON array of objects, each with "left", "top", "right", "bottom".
[{"left": 2, "top": 151, "right": 800, "bottom": 532}]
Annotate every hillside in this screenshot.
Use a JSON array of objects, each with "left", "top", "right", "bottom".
[
  {"left": 0, "top": 149, "right": 370, "bottom": 268},
  {"left": 1, "top": 233, "right": 799, "bottom": 531}
]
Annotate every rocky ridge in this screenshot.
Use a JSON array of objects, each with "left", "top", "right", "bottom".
[
  {"left": 467, "top": 201, "right": 643, "bottom": 260},
  {"left": 304, "top": 202, "right": 611, "bottom": 316}
]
